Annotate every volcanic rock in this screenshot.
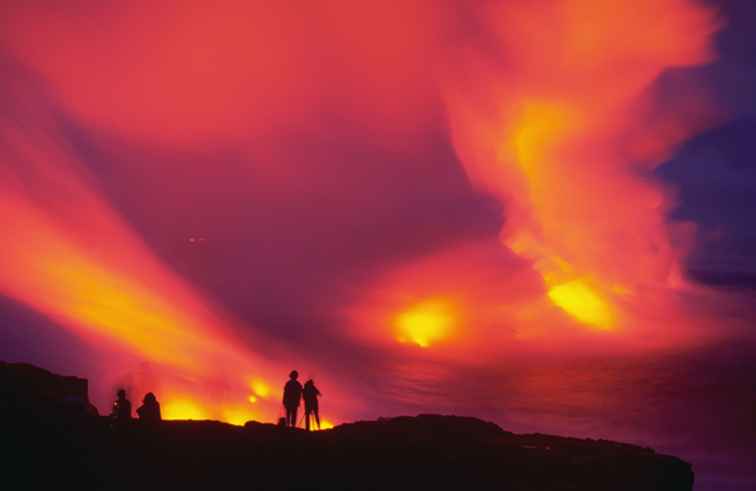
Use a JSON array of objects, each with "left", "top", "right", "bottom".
[{"left": 0, "top": 362, "right": 693, "bottom": 490}]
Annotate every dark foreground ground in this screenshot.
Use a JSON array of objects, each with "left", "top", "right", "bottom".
[{"left": 1, "top": 362, "right": 694, "bottom": 490}]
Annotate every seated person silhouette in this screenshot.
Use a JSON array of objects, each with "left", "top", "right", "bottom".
[
  {"left": 137, "top": 392, "right": 161, "bottom": 424},
  {"left": 111, "top": 389, "right": 132, "bottom": 422},
  {"left": 282, "top": 370, "right": 303, "bottom": 428},
  {"left": 303, "top": 379, "right": 321, "bottom": 431}
]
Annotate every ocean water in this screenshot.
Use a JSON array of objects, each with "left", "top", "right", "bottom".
[{"left": 378, "top": 341, "right": 756, "bottom": 491}]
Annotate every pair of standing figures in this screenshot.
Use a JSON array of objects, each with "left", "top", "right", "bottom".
[{"left": 282, "top": 370, "right": 321, "bottom": 430}]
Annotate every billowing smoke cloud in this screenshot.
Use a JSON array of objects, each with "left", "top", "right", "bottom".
[
  {"left": 347, "top": 1, "right": 726, "bottom": 359},
  {"left": 442, "top": 0, "right": 721, "bottom": 331},
  {"left": 0, "top": 1, "right": 441, "bottom": 146}
]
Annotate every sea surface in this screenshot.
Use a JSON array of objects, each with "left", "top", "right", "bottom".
[{"left": 378, "top": 341, "right": 756, "bottom": 491}]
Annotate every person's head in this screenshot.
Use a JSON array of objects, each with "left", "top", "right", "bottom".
[
  {"left": 117, "top": 389, "right": 126, "bottom": 399},
  {"left": 289, "top": 370, "right": 299, "bottom": 380},
  {"left": 305, "top": 379, "right": 314, "bottom": 387},
  {"left": 143, "top": 392, "right": 156, "bottom": 404}
]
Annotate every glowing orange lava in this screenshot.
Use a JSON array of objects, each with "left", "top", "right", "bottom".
[
  {"left": 316, "top": 420, "right": 335, "bottom": 431},
  {"left": 547, "top": 279, "right": 615, "bottom": 329},
  {"left": 394, "top": 300, "right": 456, "bottom": 348},
  {"left": 162, "top": 399, "right": 208, "bottom": 421}
]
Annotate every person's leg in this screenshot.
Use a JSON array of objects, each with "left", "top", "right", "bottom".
[
  {"left": 314, "top": 407, "right": 320, "bottom": 429},
  {"left": 305, "top": 409, "right": 311, "bottom": 431},
  {"left": 291, "top": 407, "right": 298, "bottom": 428},
  {"left": 286, "top": 407, "right": 294, "bottom": 427}
]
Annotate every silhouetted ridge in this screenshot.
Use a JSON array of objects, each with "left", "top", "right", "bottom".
[
  {"left": 1, "top": 362, "right": 693, "bottom": 490},
  {"left": 1, "top": 361, "right": 88, "bottom": 403}
]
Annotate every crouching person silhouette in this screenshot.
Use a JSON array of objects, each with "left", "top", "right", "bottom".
[
  {"left": 111, "top": 389, "right": 132, "bottom": 424},
  {"left": 303, "top": 379, "right": 321, "bottom": 431},
  {"left": 137, "top": 392, "right": 161, "bottom": 424},
  {"left": 283, "top": 370, "right": 302, "bottom": 428}
]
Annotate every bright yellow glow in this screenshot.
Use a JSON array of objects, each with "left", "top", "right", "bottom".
[
  {"left": 317, "top": 419, "right": 335, "bottom": 430},
  {"left": 162, "top": 399, "right": 208, "bottom": 420},
  {"left": 394, "top": 300, "right": 455, "bottom": 348},
  {"left": 547, "top": 279, "right": 615, "bottom": 329},
  {"left": 248, "top": 395, "right": 258, "bottom": 404},
  {"left": 250, "top": 379, "right": 271, "bottom": 398},
  {"left": 222, "top": 407, "right": 255, "bottom": 426}
]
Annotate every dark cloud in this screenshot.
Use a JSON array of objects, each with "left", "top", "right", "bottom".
[{"left": 659, "top": 117, "right": 756, "bottom": 279}]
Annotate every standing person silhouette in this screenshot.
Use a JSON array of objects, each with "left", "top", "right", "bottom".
[
  {"left": 303, "top": 379, "right": 321, "bottom": 431},
  {"left": 283, "top": 370, "right": 303, "bottom": 428}
]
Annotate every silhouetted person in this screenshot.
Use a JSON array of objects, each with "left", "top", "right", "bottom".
[
  {"left": 283, "top": 370, "right": 302, "bottom": 428},
  {"left": 137, "top": 392, "right": 161, "bottom": 424},
  {"left": 303, "top": 379, "right": 321, "bottom": 431},
  {"left": 111, "top": 389, "right": 131, "bottom": 422}
]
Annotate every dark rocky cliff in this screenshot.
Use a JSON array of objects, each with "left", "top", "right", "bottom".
[{"left": 1, "top": 362, "right": 693, "bottom": 490}]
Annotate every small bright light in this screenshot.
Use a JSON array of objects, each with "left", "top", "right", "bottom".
[
  {"left": 250, "top": 379, "right": 270, "bottom": 398},
  {"left": 248, "top": 395, "right": 257, "bottom": 404}
]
